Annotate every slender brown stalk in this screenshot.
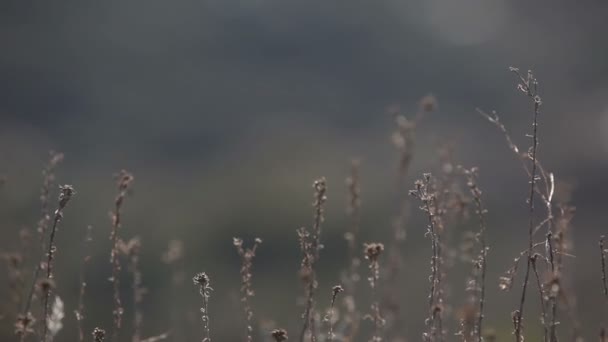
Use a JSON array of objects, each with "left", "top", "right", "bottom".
[
  {"left": 410, "top": 174, "right": 444, "bottom": 342},
  {"left": 364, "top": 243, "right": 385, "bottom": 342},
  {"left": 75, "top": 225, "right": 93, "bottom": 342},
  {"left": 193, "top": 272, "right": 213, "bottom": 342},
  {"left": 325, "top": 285, "right": 343, "bottom": 342},
  {"left": 461, "top": 167, "right": 489, "bottom": 342},
  {"left": 233, "top": 237, "right": 262, "bottom": 342},
  {"left": 119, "top": 237, "right": 143, "bottom": 342},
  {"left": 41, "top": 185, "right": 75, "bottom": 342},
  {"left": 386, "top": 97, "right": 436, "bottom": 339},
  {"left": 503, "top": 68, "right": 542, "bottom": 342},
  {"left": 17, "top": 153, "right": 64, "bottom": 341},
  {"left": 109, "top": 170, "right": 134, "bottom": 342},
  {"left": 297, "top": 227, "right": 314, "bottom": 342},
  {"left": 299, "top": 178, "right": 327, "bottom": 342}
]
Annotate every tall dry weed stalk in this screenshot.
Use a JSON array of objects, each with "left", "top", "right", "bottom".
[
  {"left": 410, "top": 174, "right": 445, "bottom": 342},
  {"left": 193, "top": 272, "right": 213, "bottom": 342},
  {"left": 109, "top": 170, "right": 134, "bottom": 341},
  {"left": 460, "top": 167, "right": 489, "bottom": 342},
  {"left": 298, "top": 178, "right": 327, "bottom": 342},
  {"left": 479, "top": 68, "right": 558, "bottom": 342},
  {"left": 324, "top": 285, "right": 343, "bottom": 342},
  {"left": 41, "top": 185, "right": 75, "bottom": 342},
  {"left": 509, "top": 67, "right": 543, "bottom": 342},
  {"left": 117, "top": 237, "right": 144, "bottom": 342},
  {"left": 384, "top": 95, "right": 437, "bottom": 339},
  {"left": 233, "top": 237, "right": 262, "bottom": 342},
  {"left": 17, "top": 152, "right": 64, "bottom": 340},
  {"left": 364, "top": 243, "right": 385, "bottom": 342}
]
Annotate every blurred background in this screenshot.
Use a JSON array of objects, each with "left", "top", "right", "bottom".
[{"left": 1, "top": 0, "right": 608, "bottom": 341}]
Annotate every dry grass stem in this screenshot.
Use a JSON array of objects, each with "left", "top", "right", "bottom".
[
  {"left": 109, "top": 170, "right": 134, "bottom": 341},
  {"left": 460, "top": 166, "right": 489, "bottom": 342},
  {"left": 364, "top": 243, "right": 385, "bottom": 342},
  {"left": 41, "top": 184, "right": 75, "bottom": 342},
  {"left": 193, "top": 272, "right": 213, "bottom": 342},
  {"left": 298, "top": 178, "right": 327, "bottom": 342},
  {"left": 410, "top": 174, "right": 445, "bottom": 342},
  {"left": 233, "top": 237, "right": 262, "bottom": 342},
  {"left": 324, "top": 285, "right": 343, "bottom": 342}
]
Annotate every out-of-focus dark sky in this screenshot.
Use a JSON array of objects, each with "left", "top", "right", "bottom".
[{"left": 1, "top": 0, "right": 608, "bottom": 341}]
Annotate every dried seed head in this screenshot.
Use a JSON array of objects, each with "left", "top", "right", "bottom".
[
  {"left": 271, "top": 328, "right": 288, "bottom": 341},
  {"left": 92, "top": 327, "right": 106, "bottom": 342},
  {"left": 364, "top": 243, "right": 385, "bottom": 262},
  {"left": 193, "top": 272, "right": 210, "bottom": 287},
  {"left": 332, "top": 285, "right": 344, "bottom": 295},
  {"left": 58, "top": 184, "right": 75, "bottom": 208},
  {"left": 115, "top": 170, "right": 134, "bottom": 191}
]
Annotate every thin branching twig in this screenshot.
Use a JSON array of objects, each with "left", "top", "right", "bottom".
[
  {"left": 364, "top": 243, "right": 385, "bottom": 342},
  {"left": 193, "top": 272, "right": 213, "bottom": 342},
  {"left": 109, "top": 170, "right": 134, "bottom": 341},
  {"left": 41, "top": 185, "right": 75, "bottom": 342},
  {"left": 411, "top": 174, "right": 445, "bottom": 342},
  {"left": 325, "top": 285, "right": 343, "bottom": 342},
  {"left": 460, "top": 167, "right": 489, "bottom": 342},
  {"left": 17, "top": 152, "right": 64, "bottom": 341},
  {"left": 299, "top": 178, "right": 327, "bottom": 342},
  {"left": 233, "top": 237, "right": 262, "bottom": 342}
]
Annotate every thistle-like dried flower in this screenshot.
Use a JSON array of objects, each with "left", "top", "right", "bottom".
[
  {"left": 271, "top": 329, "right": 288, "bottom": 341},
  {"left": 58, "top": 184, "right": 75, "bottom": 209},
  {"left": 93, "top": 327, "right": 106, "bottom": 342},
  {"left": 193, "top": 272, "right": 210, "bottom": 287},
  {"left": 364, "top": 243, "right": 385, "bottom": 262},
  {"left": 332, "top": 285, "right": 344, "bottom": 296}
]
